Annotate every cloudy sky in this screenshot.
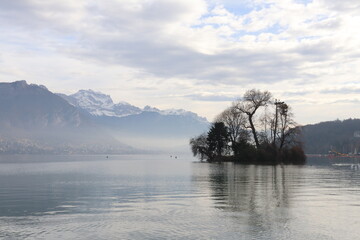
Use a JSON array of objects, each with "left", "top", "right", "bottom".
[{"left": 0, "top": 0, "right": 359, "bottom": 124}]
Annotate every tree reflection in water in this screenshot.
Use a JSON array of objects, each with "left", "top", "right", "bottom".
[{"left": 192, "top": 162, "right": 305, "bottom": 238}]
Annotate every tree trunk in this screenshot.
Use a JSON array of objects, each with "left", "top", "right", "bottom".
[
  {"left": 273, "top": 104, "right": 278, "bottom": 146},
  {"left": 248, "top": 115, "right": 259, "bottom": 149}
]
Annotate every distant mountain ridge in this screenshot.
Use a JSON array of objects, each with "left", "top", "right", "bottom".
[
  {"left": 57, "top": 89, "right": 208, "bottom": 123},
  {"left": 57, "top": 89, "right": 210, "bottom": 150},
  {"left": 0, "top": 81, "right": 133, "bottom": 154},
  {"left": 0, "top": 80, "right": 88, "bottom": 129},
  {"left": 301, "top": 118, "right": 360, "bottom": 154},
  {"left": 4, "top": 80, "right": 360, "bottom": 155},
  {"left": 0, "top": 80, "right": 209, "bottom": 153},
  {"left": 58, "top": 90, "right": 143, "bottom": 118}
]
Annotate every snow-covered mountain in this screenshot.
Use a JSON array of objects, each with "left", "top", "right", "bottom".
[
  {"left": 0, "top": 81, "right": 133, "bottom": 154},
  {"left": 60, "top": 89, "right": 208, "bottom": 123},
  {"left": 59, "top": 90, "right": 142, "bottom": 117},
  {"left": 142, "top": 105, "right": 208, "bottom": 123},
  {"left": 0, "top": 81, "right": 209, "bottom": 153}
]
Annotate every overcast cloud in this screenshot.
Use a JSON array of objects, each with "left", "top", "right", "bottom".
[{"left": 0, "top": 0, "right": 359, "bottom": 124}]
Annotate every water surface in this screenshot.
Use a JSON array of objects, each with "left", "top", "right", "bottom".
[{"left": 0, "top": 155, "right": 359, "bottom": 239}]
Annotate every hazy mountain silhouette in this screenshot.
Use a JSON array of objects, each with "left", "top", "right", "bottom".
[
  {"left": 0, "top": 81, "right": 209, "bottom": 153},
  {"left": 95, "top": 112, "right": 209, "bottom": 139},
  {"left": 59, "top": 89, "right": 207, "bottom": 122},
  {"left": 5, "top": 81, "right": 360, "bottom": 155},
  {"left": 58, "top": 89, "right": 210, "bottom": 151},
  {"left": 301, "top": 118, "right": 360, "bottom": 154},
  {"left": 0, "top": 81, "right": 131, "bottom": 154},
  {"left": 0, "top": 81, "right": 88, "bottom": 129}
]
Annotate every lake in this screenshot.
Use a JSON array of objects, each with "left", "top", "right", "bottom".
[{"left": 0, "top": 154, "right": 359, "bottom": 239}]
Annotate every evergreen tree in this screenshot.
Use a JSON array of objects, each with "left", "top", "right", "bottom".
[{"left": 207, "top": 122, "right": 229, "bottom": 160}]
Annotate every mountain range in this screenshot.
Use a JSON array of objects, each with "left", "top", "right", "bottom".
[
  {"left": 2, "top": 80, "right": 360, "bottom": 155},
  {"left": 0, "top": 81, "right": 209, "bottom": 154},
  {"left": 58, "top": 89, "right": 207, "bottom": 122}
]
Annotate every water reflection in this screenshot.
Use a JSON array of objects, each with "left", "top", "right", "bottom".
[
  {"left": 0, "top": 156, "right": 359, "bottom": 239},
  {"left": 194, "top": 163, "right": 298, "bottom": 208},
  {"left": 192, "top": 160, "right": 360, "bottom": 240},
  {"left": 192, "top": 163, "right": 307, "bottom": 238}
]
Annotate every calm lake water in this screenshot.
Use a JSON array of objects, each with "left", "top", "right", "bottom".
[{"left": 0, "top": 154, "right": 359, "bottom": 239}]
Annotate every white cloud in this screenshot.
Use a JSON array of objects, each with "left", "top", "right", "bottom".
[{"left": 0, "top": 0, "right": 359, "bottom": 124}]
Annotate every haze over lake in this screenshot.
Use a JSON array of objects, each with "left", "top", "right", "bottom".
[
  {"left": 0, "top": 155, "right": 359, "bottom": 239},
  {"left": 1, "top": 0, "right": 360, "bottom": 239}
]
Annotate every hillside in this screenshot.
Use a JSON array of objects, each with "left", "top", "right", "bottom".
[
  {"left": 0, "top": 81, "right": 131, "bottom": 154},
  {"left": 58, "top": 89, "right": 209, "bottom": 151},
  {"left": 301, "top": 119, "right": 360, "bottom": 154},
  {"left": 0, "top": 81, "right": 209, "bottom": 153}
]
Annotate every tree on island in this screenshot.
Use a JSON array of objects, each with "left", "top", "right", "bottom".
[
  {"left": 190, "top": 122, "right": 229, "bottom": 162},
  {"left": 234, "top": 89, "right": 272, "bottom": 149},
  {"left": 207, "top": 122, "right": 230, "bottom": 161},
  {"left": 190, "top": 133, "right": 209, "bottom": 161},
  {"left": 190, "top": 89, "right": 306, "bottom": 165}
]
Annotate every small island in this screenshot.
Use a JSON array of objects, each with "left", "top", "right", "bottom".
[{"left": 190, "top": 89, "right": 306, "bottom": 165}]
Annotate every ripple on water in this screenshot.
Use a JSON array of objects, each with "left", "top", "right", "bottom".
[{"left": 0, "top": 157, "right": 360, "bottom": 239}]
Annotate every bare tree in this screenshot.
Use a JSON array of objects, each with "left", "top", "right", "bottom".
[
  {"left": 189, "top": 89, "right": 305, "bottom": 164},
  {"left": 216, "top": 105, "right": 248, "bottom": 149},
  {"left": 272, "top": 99, "right": 284, "bottom": 145},
  {"left": 268, "top": 100, "right": 298, "bottom": 150},
  {"left": 258, "top": 104, "right": 275, "bottom": 145},
  {"left": 235, "top": 89, "right": 272, "bottom": 149}
]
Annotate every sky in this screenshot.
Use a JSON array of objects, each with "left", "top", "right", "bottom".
[{"left": 0, "top": 0, "right": 360, "bottom": 125}]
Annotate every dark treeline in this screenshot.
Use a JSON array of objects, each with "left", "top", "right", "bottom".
[{"left": 190, "top": 89, "right": 306, "bottom": 165}]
